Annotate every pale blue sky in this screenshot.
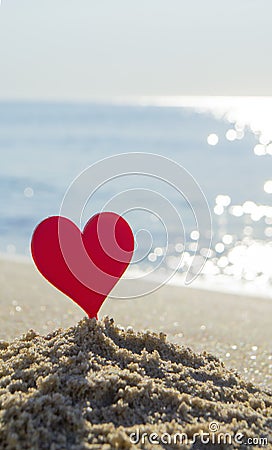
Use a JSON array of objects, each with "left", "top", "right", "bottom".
[{"left": 0, "top": 0, "right": 271, "bottom": 100}]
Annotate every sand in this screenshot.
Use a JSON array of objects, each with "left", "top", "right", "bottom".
[
  {"left": 0, "top": 258, "right": 271, "bottom": 389},
  {"left": 0, "top": 317, "right": 271, "bottom": 450}
]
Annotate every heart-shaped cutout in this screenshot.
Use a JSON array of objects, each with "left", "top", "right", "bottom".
[{"left": 31, "top": 213, "right": 134, "bottom": 318}]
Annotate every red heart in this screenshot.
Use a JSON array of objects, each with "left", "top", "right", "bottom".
[{"left": 31, "top": 213, "right": 134, "bottom": 319}]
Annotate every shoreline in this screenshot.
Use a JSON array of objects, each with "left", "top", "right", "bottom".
[{"left": 2, "top": 252, "right": 272, "bottom": 301}]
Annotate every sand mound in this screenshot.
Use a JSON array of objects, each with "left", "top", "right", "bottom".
[{"left": 0, "top": 317, "right": 271, "bottom": 449}]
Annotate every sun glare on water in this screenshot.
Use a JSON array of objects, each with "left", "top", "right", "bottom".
[{"left": 126, "top": 96, "right": 272, "bottom": 295}]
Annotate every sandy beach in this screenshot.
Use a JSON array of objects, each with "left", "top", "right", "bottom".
[
  {"left": 0, "top": 257, "right": 272, "bottom": 449},
  {"left": 1, "top": 317, "right": 271, "bottom": 449},
  {"left": 0, "top": 258, "right": 271, "bottom": 389}
]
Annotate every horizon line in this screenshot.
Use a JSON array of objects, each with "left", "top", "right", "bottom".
[{"left": 1, "top": 95, "right": 272, "bottom": 108}]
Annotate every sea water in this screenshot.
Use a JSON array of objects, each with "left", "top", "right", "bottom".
[{"left": 0, "top": 97, "right": 272, "bottom": 297}]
